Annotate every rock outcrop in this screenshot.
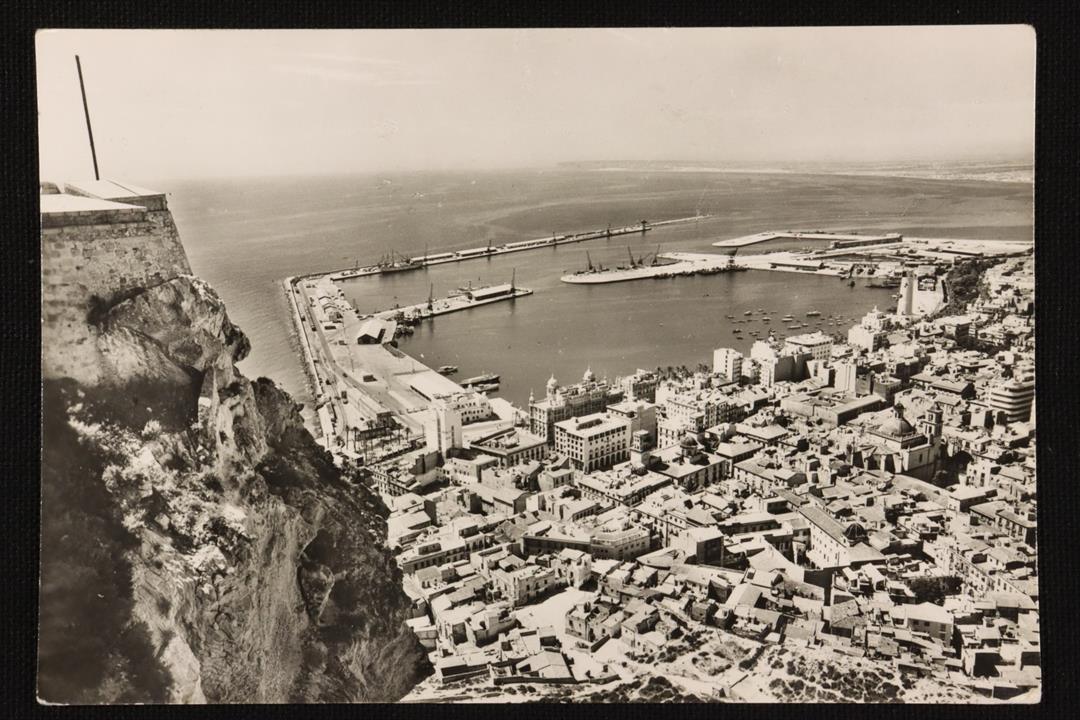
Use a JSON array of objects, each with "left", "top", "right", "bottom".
[{"left": 39, "top": 189, "right": 430, "bottom": 703}]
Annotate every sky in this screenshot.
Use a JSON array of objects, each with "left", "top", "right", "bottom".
[{"left": 37, "top": 27, "right": 1035, "bottom": 181}]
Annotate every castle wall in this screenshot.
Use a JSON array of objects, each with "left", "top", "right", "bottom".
[{"left": 41, "top": 204, "right": 193, "bottom": 382}]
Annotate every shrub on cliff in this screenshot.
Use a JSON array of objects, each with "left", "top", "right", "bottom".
[{"left": 38, "top": 382, "right": 173, "bottom": 704}]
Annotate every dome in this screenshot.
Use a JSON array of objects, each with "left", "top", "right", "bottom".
[
  {"left": 878, "top": 416, "right": 914, "bottom": 437},
  {"left": 679, "top": 434, "right": 699, "bottom": 449},
  {"left": 583, "top": 366, "right": 595, "bottom": 383}
]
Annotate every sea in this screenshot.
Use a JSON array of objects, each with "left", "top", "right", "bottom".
[{"left": 167, "top": 167, "right": 1033, "bottom": 409}]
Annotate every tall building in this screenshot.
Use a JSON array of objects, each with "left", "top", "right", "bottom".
[
  {"left": 750, "top": 339, "right": 811, "bottom": 387},
  {"left": 554, "top": 412, "right": 633, "bottom": 472},
  {"left": 848, "top": 306, "right": 891, "bottom": 351},
  {"left": 712, "top": 347, "right": 743, "bottom": 382},
  {"left": 987, "top": 378, "right": 1035, "bottom": 423},
  {"left": 529, "top": 368, "right": 624, "bottom": 443},
  {"left": 896, "top": 272, "right": 915, "bottom": 318},
  {"left": 424, "top": 399, "right": 463, "bottom": 453}
]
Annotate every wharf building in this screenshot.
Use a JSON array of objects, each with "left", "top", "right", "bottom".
[
  {"left": 554, "top": 411, "right": 633, "bottom": 472},
  {"left": 529, "top": 368, "right": 624, "bottom": 443}
]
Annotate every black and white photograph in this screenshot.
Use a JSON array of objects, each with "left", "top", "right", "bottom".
[{"left": 36, "top": 27, "right": 1038, "bottom": 704}]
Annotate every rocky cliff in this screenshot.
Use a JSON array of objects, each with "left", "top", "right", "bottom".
[{"left": 39, "top": 187, "right": 430, "bottom": 703}]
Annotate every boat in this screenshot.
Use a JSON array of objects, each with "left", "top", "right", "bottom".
[
  {"left": 762, "top": 317, "right": 771, "bottom": 322},
  {"left": 787, "top": 324, "right": 801, "bottom": 330},
  {"left": 743, "top": 310, "right": 752, "bottom": 316},
  {"left": 461, "top": 372, "right": 500, "bottom": 387},
  {"left": 438, "top": 365, "right": 458, "bottom": 375},
  {"left": 378, "top": 250, "right": 423, "bottom": 274},
  {"left": 725, "top": 314, "right": 735, "bottom": 319},
  {"left": 806, "top": 310, "right": 821, "bottom": 317},
  {"left": 473, "top": 382, "right": 500, "bottom": 394}
]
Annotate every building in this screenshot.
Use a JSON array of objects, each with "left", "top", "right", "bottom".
[
  {"left": 554, "top": 412, "right": 633, "bottom": 472},
  {"left": 784, "top": 331, "right": 833, "bottom": 364},
  {"left": 606, "top": 400, "right": 658, "bottom": 447},
  {"left": 750, "top": 340, "right": 811, "bottom": 387},
  {"left": 986, "top": 378, "right": 1035, "bottom": 424},
  {"left": 529, "top": 368, "right": 624, "bottom": 443},
  {"left": 424, "top": 399, "right": 463, "bottom": 453},
  {"left": 847, "top": 306, "right": 892, "bottom": 352},
  {"left": 799, "top": 506, "right": 870, "bottom": 569},
  {"left": 618, "top": 369, "right": 660, "bottom": 402},
  {"left": 470, "top": 427, "right": 547, "bottom": 467},
  {"left": 713, "top": 347, "right": 744, "bottom": 382}
]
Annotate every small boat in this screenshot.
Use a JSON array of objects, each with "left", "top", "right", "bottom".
[
  {"left": 744, "top": 310, "right": 752, "bottom": 316},
  {"left": 806, "top": 310, "right": 821, "bottom": 317},
  {"left": 473, "top": 382, "right": 500, "bottom": 394},
  {"left": 787, "top": 324, "right": 801, "bottom": 330},
  {"left": 438, "top": 365, "right": 458, "bottom": 375},
  {"left": 762, "top": 317, "right": 771, "bottom": 322}
]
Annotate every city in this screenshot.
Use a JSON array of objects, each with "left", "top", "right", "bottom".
[{"left": 293, "top": 227, "right": 1037, "bottom": 702}]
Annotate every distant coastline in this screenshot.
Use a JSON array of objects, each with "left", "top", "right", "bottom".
[{"left": 561, "top": 159, "right": 1034, "bottom": 184}]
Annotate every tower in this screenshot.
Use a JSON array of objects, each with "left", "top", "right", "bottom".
[{"left": 896, "top": 272, "right": 914, "bottom": 318}]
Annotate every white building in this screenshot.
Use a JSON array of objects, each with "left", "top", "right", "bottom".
[
  {"left": 425, "top": 399, "right": 463, "bottom": 453},
  {"left": 554, "top": 412, "right": 633, "bottom": 472},
  {"left": 713, "top": 347, "right": 744, "bottom": 382},
  {"left": 986, "top": 378, "right": 1035, "bottom": 423},
  {"left": 784, "top": 330, "right": 834, "bottom": 364},
  {"left": 848, "top": 306, "right": 891, "bottom": 351}
]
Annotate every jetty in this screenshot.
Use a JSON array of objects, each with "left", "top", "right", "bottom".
[
  {"left": 373, "top": 283, "right": 533, "bottom": 322},
  {"left": 561, "top": 252, "right": 745, "bottom": 284},
  {"left": 328, "top": 214, "right": 713, "bottom": 282}
]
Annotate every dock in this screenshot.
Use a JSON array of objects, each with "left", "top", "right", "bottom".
[
  {"left": 328, "top": 214, "right": 713, "bottom": 282},
  {"left": 561, "top": 253, "right": 745, "bottom": 284},
  {"left": 374, "top": 285, "right": 534, "bottom": 321}
]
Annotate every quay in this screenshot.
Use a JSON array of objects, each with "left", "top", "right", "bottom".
[
  {"left": 373, "top": 283, "right": 533, "bottom": 321},
  {"left": 560, "top": 253, "right": 745, "bottom": 284},
  {"left": 327, "top": 214, "right": 713, "bottom": 282}
]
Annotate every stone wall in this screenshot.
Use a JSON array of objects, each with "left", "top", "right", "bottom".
[{"left": 41, "top": 205, "right": 192, "bottom": 382}]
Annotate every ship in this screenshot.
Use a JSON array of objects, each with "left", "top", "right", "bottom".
[
  {"left": 472, "top": 381, "right": 500, "bottom": 394},
  {"left": 806, "top": 309, "right": 821, "bottom": 316},
  {"left": 461, "top": 372, "right": 500, "bottom": 387},
  {"left": 438, "top": 365, "right": 458, "bottom": 375},
  {"left": 378, "top": 249, "right": 423, "bottom": 274},
  {"left": 743, "top": 310, "right": 752, "bottom": 316}
]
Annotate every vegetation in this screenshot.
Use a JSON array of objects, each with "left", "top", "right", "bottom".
[
  {"left": 38, "top": 382, "right": 173, "bottom": 704},
  {"left": 935, "top": 258, "right": 1001, "bottom": 318},
  {"left": 905, "top": 576, "right": 963, "bottom": 605}
]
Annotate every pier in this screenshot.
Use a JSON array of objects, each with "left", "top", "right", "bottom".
[
  {"left": 328, "top": 214, "right": 713, "bottom": 282},
  {"left": 560, "top": 253, "right": 746, "bottom": 284},
  {"left": 374, "top": 284, "right": 533, "bottom": 322}
]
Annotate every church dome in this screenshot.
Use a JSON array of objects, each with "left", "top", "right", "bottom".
[
  {"left": 680, "top": 434, "right": 699, "bottom": 449},
  {"left": 878, "top": 416, "right": 914, "bottom": 437}
]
